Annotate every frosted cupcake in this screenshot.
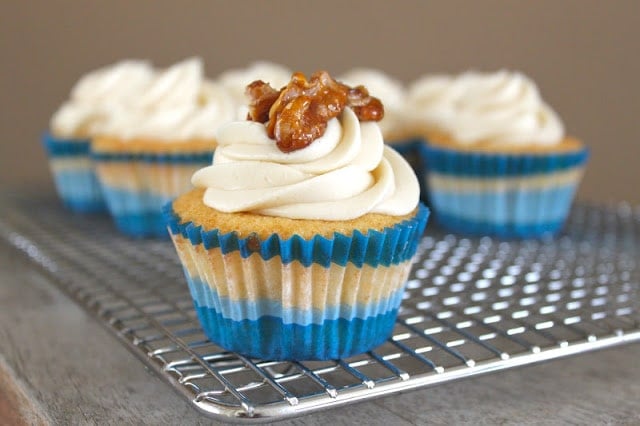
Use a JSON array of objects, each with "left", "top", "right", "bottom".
[
  {"left": 413, "top": 70, "right": 589, "bottom": 238},
  {"left": 217, "top": 61, "right": 292, "bottom": 120},
  {"left": 92, "top": 58, "right": 236, "bottom": 238},
  {"left": 164, "top": 71, "right": 429, "bottom": 360},
  {"left": 44, "top": 60, "right": 153, "bottom": 212}
]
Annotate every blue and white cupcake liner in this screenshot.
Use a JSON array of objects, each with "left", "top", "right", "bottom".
[
  {"left": 92, "top": 150, "right": 213, "bottom": 238},
  {"left": 41, "top": 133, "right": 106, "bottom": 213},
  {"left": 419, "top": 143, "right": 589, "bottom": 238},
  {"left": 164, "top": 201, "right": 429, "bottom": 360}
]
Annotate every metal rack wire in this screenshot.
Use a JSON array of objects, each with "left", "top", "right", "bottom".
[{"left": 0, "top": 193, "right": 638, "bottom": 423}]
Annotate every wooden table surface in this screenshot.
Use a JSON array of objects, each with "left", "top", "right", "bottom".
[{"left": 1, "top": 236, "right": 639, "bottom": 425}]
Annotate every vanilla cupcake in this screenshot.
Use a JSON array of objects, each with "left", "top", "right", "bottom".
[
  {"left": 164, "top": 71, "right": 429, "bottom": 360},
  {"left": 92, "top": 58, "right": 236, "bottom": 238},
  {"left": 412, "top": 70, "right": 588, "bottom": 237},
  {"left": 44, "top": 60, "right": 153, "bottom": 212}
]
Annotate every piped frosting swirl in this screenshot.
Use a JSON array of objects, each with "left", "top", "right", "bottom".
[
  {"left": 96, "top": 58, "right": 236, "bottom": 141},
  {"left": 192, "top": 105, "right": 419, "bottom": 220},
  {"left": 406, "top": 70, "right": 565, "bottom": 146},
  {"left": 50, "top": 60, "right": 154, "bottom": 138}
]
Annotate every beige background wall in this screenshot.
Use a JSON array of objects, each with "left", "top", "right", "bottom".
[{"left": 1, "top": 1, "right": 638, "bottom": 203}]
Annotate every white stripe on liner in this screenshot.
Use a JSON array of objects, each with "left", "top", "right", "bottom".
[{"left": 429, "top": 167, "right": 584, "bottom": 193}]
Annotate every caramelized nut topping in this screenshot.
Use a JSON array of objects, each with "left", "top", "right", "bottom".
[
  {"left": 246, "top": 80, "right": 280, "bottom": 123},
  {"left": 246, "top": 71, "right": 384, "bottom": 153},
  {"left": 347, "top": 86, "right": 385, "bottom": 122}
]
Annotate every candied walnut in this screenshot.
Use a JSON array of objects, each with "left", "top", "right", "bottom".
[
  {"left": 308, "top": 71, "right": 349, "bottom": 118},
  {"left": 265, "top": 72, "right": 312, "bottom": 138},
  {"left": 273, "top": 71, "right": 349, "bottom": 152},
  {"left": 266, "top": 71, "right": 349, "bottom": 152},
  {"left": 246, "top": 80, "right": 280, "bottom": 123},
  {"left": 245, "top": 70, "right": 384, "bottom": 153},
  {"left": 347, "top": 86, "right": 384, "bottom": 121},
  {"left": 274, "top": 96, "right": 329, "bottom": 152}
]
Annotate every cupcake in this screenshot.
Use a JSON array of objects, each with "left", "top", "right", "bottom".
[
  {"left": 44, "top": 60, "right": 154, "bottom": 212},
  {"left": 92, "top": 58, "right": 236, "bottom": 238},
  {"left": 164, "top": 71, "right": 429, "bottom": 360},
  {"left": 411, "top": 70, "right": 589, "bottom": 238},
  {"left": 217, "top": 61, "right": 292, "bottom": 120}
]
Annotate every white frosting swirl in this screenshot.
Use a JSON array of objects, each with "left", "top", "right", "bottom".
[
  {"left": 133, "top": 57, "right": 203, "bottom": 110},
  {"left": 192, "top": 107, "right": 419, "bottom": 220},
  {"left": 96, "top": 58, "right": 236, "bottom": 141},
  {"left": 50, "top": 60, "right": 154, "bottom": 138},
  {"left": 338, "top": 68, "right": 407, "bottom": 140},
  {"left": 406, "top": 70, "right": 565, "bottom": 146},
  {"left": 217, "top": 61, "right": 292, "bottom": 120}
]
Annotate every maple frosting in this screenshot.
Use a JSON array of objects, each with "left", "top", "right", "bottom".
[
  {"left": 406, "top": 70, "right": 565, "bottom": 146},
  {"left": 192, "top": 107, "right": 419, "bottom": 220},
  {"left": 50, "top": 60, "right": 154, "bottom": 138},
  {"left": 96, "top": 58, "right": 236, "bottom": 141}
]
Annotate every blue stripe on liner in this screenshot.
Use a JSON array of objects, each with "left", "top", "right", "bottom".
[
  {"left": 110, "top": 213, "right": 169, "bottom": 238},
  {"left": 163, "top": 202, "right": 430, "bottom": 268},
  {"left": 435, "top": 212, "right": 564, "bottom": 239},
  {"left": 91, "top": 150, "right": 214, "bottom": 164},
  {"left": 60, "top": 199, "right": 107, "bottom": 213},
  {"left": 41, "top": 133, "right": 91, "bottom": 157},
  {"left": 430, "top": 185, "right": 577, "bottom": 238},
  {"left": 185, "top": 274, "right": 406, "bottom": 325},
  {"left": 193, "top": 301, "right": 398, "bottom": 360},
  {"left": 419, "top": 142, "right": 589, "bottom": 177},
  {"left": 100, "top": 186, "right": 171, "bottom": 238},
  {"left": 50, "top": 169, "right": 106, "bottom": 213},
  {"left": 101, "top": 186, "right": 171, "bottom": 215},
  {"left": 430, "top": 185, "right": 577, "bottom": 224}
]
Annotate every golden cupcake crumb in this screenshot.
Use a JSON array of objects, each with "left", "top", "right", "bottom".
[
  {"left": 172, "top": 188, "right": 418, "bottom": 240},
  {"left": 93, "top": 136, "right": 216, "bottom": 154},
  {"left": 422, "top": 128, "right": 584, "bottom": 154}
]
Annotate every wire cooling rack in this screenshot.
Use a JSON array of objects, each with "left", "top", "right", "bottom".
[{"left": 0, "top": 193, "right": 638, "bottom": 423}]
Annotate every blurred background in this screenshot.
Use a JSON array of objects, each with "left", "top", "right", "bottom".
[{"left": 1, "top": 0, "right": 638, "bottom": 202}]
